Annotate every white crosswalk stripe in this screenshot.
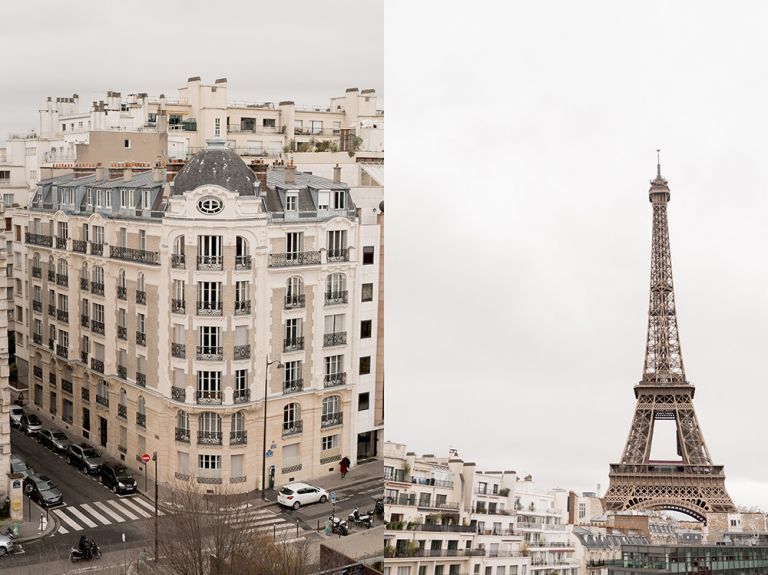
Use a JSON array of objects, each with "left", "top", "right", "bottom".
[
  {"left": 80, "top": 503, "right": 110, "bottom": 526},
  {"left": 67, "top": 506, "right": 98, "bottom": 528},
  {"left": 53, "top": 508, "right": 84, "bottom": 532},
  {"left": 120, "top": 498, "right": 152, "bottom": 518},
  {"left": 52, "top": 497, "right": 158, "bottom": 534},
  {"left": 223, "top": 509, "right": 308, "bottom": 542},
  {"left": 130, "top": 496, "right": 164, "bottom": 515},
  {"left": 106, "top": 499, "right": 138, "bottom": 520},
  {"left": 94, "top": 500, "right": 126, "bottom": 522}
]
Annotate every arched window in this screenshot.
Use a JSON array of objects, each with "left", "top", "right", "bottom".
[
  {"left": 47, "top": 256, "right": 54, "bottom": 278},
  {"left": 321, "top": 396, "right": 342, "bottom": 427},
  {"left": 32, "top": 253, "right": 40, "bottom": 269},
  {"left": 137, "top": 272, "right": 145, "bottom": 292},
  {"left": 80, "top": 262, "right": 88, "bottom": 280},
  {"left": 176, "top": 411, "right": 190, "bottom": 442},
  {"left": 172, "top": 235, "right": 185, "bottom": 268},
  {"left": 118, "top": 270, "right": 126, "bottom": 289},
  {"left": 235, "top": 236, "right": 250, "bottom": 269},
  {"left": 198, "top": 412, "right": 222, "bottom": 444},
  {"left": 57, "top": 259, "right": 68, "bottom": 277},
  {"left": 283, "top": 403, "right": 302, "bottom": 435},
  {"left": 231, "top": 412, "right": 246, "bottom": 445},
  {"left": 92, "top": 265, "right": 104, "bottom": 285},
  {"left": 325, "top": 273, "right": 347, "bottom": 304},
  {"left": 285, "top": 276, "right": 304, "bottom": 308}
]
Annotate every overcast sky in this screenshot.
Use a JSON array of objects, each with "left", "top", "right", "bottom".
[
  {"left": 387, "top": 1, "right": 768, "bottom": 511},
  {"left": 0, "top": 0, "right": 383, "bottom": 144}
]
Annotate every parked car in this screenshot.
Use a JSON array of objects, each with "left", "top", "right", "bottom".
[
  {"left": 37, "top": 429, "right": 70, "bottom": 453},
  {"left": 277, "top": 482, "right": 329, "bottom": 510},
  {"left": 65, "top": 444, "right": 104, "bottom": 474},
  {"left": 9, "top": 406, "right": 23, "bottom": 429},
  {"left": 9, "top": 455, "right": 33, "bottom": 479},
  {"left": 99, "top": 462, "right": 137, "bottom": 495},
  {"left": 19, "top": 413, "right": 42, "bottom": 435},
  {"left": 0, "top": 533, "right": 13, "bottom": 556},
  {"left": 23, "top": 473, "right": 63, "bottom": 507}
]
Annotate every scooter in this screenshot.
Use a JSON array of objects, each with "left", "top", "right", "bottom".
[
  {"left": 348, "top": 507, "right": 374, "bottom": 529},
  {"left": 70, "top": 542, "right": 102, "bottom": 562},
  {"left": 329, "top": 514, "right": 349, "bottom": 536}
]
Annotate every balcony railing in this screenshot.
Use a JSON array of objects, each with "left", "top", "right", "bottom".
[
  {"left": 80, "top": 314, "right": 89, "bottom": 327},
  {"left": 284, "top": 294, "right": 305, "bottom": 309},
  {"left": 282, "top": 420, "right": 303, "bottom": 437},
  {"left": 110, "top": 246, "right": 160, "bottom": 265},
  {"left": 321, "top": 413, "right": 343, "bottom": 428},
  {"left": 80, "top": 351, "right": 88, "bottom": 364},
  {"left": 196, "top": 301, "right": 222, "bottom": 316},
  {"left": 327, "top": 248, "right": 349, "bottom": 262},
  {"left": 196, "top": 391, "right": 222, "bottom": 405},
  {"left": 283, "top": 336, "right": 304, "bottom": 352},
  {"left": 197, "top": 430, "right": 222, "bottom": 445},
  {"left": 56, "top": 345, "right": 68, "bottom": 359},
  {"left": 323, "top": 332, "right": 347, "bottom": 347},
  {"left": 56, "top": 273, "right": 68, "bottom": 287},
  {"left": 171, "top": 343, "right": 186, "bottom": 358},
  {"left": 171, "top": 253, "right": 185, "bottom": 269},
  {"left": 171, "top": 299, "right": 185, "bottom": 313},
  {"left": 91, "top": 282, "right": 104, "bottom": 296},
  {"left": 136, "top": 372, "right": 146, "bottom": 387},
  {"left": 33, "top": 333, "right": 43, "bottom": 345},
  {"left": 48, "top": 304, "right": 56, "bottom": 317},
  {"left": 118, "top": 404, "right": 127, "bottom": 419},
  {"left": 325, "top": 290, "right": 349, "bottom": 305},
  {"left": 324, "top": 372, "right": 347, "bottom": 388},
  {"left": 26, "top": 233, "right": 53, "bottom": 247},
  {"left": 72, "top": 239, "right": 87, "bottom": 253},
  {"left": 48, "top": 270, "right": 55, "bottom": 282},
  {"left": 117, "top": 286, "right": 127, "bottom": 300},
  {"left": 196, "top": 346, "right": 223, "bottom": 361},
  {"left": 96, "top": 394, "right": 109, "bottom": 407},
  {"left": 91, "top": 358, "right": 104, "bottom": 373},
  {"left": 171, "top": 386, "right": 186, "bottom": 401},
  {"left": 230, "top": 431, "right": 247, "bottom": 445},
  {"left": 136, "top": 331, "right": 146, "bottom": 345},
  {"left": 235, "top": 255, "right": 252, "bottom": 270},
  {"left": 197, "top": 255, "right": 223, "bottom": 271},
  {"left": 91, "top": 320, "right": 105, "bottom": 334},
  {"left": 234, "top": 300, "right": 251, "bottom": 315},
  {"left": 175, "top": 427, "right": 190, "bottom": 442},
  {"left": 233, "top": 389, "right": 250, "bottom": 404},
  {"left": 117, "top": 365, "right": 127, "bottom": 379},
  {"left": 269, "top": 251, "right": 321, "bottom": 267},
  {"left": 233, "top": 344, "right": 250, "bottom": 360},
  {"left": 57, "top": 309, "right": 68, "bottom": 323},
  {"left": 32, "top": 267, "right": 42, "bottom": 278},
  {"left": 117, "top": 326, "right": 127, "bottom": 340},
  {"left": 136, "top": 290, "right": 146, "bottom": 304},
  {"left": 90, "top": 242, "right": 103, "bottom": 256},
  {"left": 55, "top": 237, "right": 68, "bottom": 250},
  {"left": 80, "top": 277, "right": 89, "bottom": 290},
  {"left": 33, "top": 300, "right": 42, "bottom": 312},
  {"left": 283, "top": 379, "right": 304, "bottom": 394},
  {"left": 136, "top": 413, "right": 146, "bottom": 428}
]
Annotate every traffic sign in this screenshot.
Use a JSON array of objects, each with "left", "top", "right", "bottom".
[
  {"left": 330, "top": 491, "right": 337, "bottom": 503},
  {"left": 140, "top": 453, "right": 151, "bottom": 463}
]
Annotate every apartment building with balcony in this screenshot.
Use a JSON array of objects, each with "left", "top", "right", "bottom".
[{"left": 12, "top": 140, "right": 382, "bottom": 492}]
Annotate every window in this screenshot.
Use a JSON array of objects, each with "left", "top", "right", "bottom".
[
  {"left": 93, "top": 226, "right": 104, "bottom": 245},
  {"left": 82, "top": 407, "right": 90, "bottom": 431},
  {"left": 322, "top": 395, "right": 341, "bottom": 426},
  {"left": 283, "top": 403, "right": 301, "bottom": 432},
  {"left": 333, "top": 189, "right": 346, "bottom": 210},
  {"left": 235, "top": 370, "right": 248, "bottom": 395},
  {"left": 197, "top": 371, "right": 222, "bottom": 398},
  {"left": 327, "top": 231, "right": 347, "bottom": 259},
  {"left": 326, "top": 273, "right": 346, "bottom": 301},
  {"left": 325, "top": 355, "right": 343, "bottom": 379},
  {"left": 285, "top": 232, "right": 303, "bottom": 258},
  {"left": 3, "top": 193, "right": 13, "bottom": 206},
  {"left": 363, "top": 246, "right": 375, "bottom": 265},
  {"left": 235, "top": 281, "right": 249, "bottom": 304},
  {"left": 286, "top": 192, "right": 297, "bottom": 211},
  {"left": 120, "top": 189, "right": 134, "bottom": 208},
  {"left": 214, "top": 118, "right": 221, "bottom": 136},
  {"left": 317, "top": 190, "right": 330, "bottom": 210},
  {"left": 137, "top": 313, "right": 145, "bottom": 334},
  {"left": 285, "top": 318, "right": 302, "bottom": 343},
  {"left": 263, "top": 118, "right": 276, "bottom": 128},
  {"left": 310, "top": 120, "right": 322, "bottom": 134},
  {"left": 177, "top": 410, "right": 189, "bottom": 431},
  {"left": 198, "top": 454, "right": 221, "bottom": 477},
  {"left": 361, "top": 320, "right": 372, "bottom": 339},
  {"left": 579, "top": 502, "right": 586, "bottom": 519},
  {"left": 198, "top": 326, "right": 221, "bottom": 353},
  {"left": 359, "top": 356, "right": 371, "bottom": 375},
  {"left": 321, "top": 434, "right": 339, "bottom": 451},
  {"left": 124, "top": 139, "right": 131, "bottom": 149},
  {"left": 361, "top": 283, "right": 373, "bottom": 302},
  {"left": 197, "top": 198, "right": 223, "bottom": 215},
  {"left": 63, "top": 399, "right": 73, "bottom": 423},
  {"left": 119, "top": 228, "right": 127, "bottom": 247},
  {"left": 139, "top": 230, "right": 146, "bottom": 251},
  {"left": 358, "top": 392, "right": 369, "bottom": 411},
  {"left": 142, "top": 190, "right": 151, "bottom": 209},
  {"left": 284, "top": 361, "right": 302, "bottom": 391}
]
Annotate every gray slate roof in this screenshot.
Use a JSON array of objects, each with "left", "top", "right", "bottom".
[{"left": 172, "top": 146, "right": 257, "bottom": 196}]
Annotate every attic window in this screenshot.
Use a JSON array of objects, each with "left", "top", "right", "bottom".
[
  {"left": 318, "top": 190, "right": 330, "bottom": 211},
  {"left": 286, "top": 192, "right": 298, "bottom": 212},
  {"left": 197, "top": 197, "right": 223, "bottom": 215}
]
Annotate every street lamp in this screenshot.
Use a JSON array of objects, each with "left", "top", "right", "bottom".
[{"left": 262, "top": 355, "right": 283, "bottom": 500}]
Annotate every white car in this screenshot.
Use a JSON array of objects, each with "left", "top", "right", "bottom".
[
  {"left": 9, "top": 406, "right": 23, "bottom": 429},
  {"left": 277, "top": 482, "right": 329, "bottom": 510}
]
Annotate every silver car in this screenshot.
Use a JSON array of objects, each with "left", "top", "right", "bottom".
[{"left": 0, "top": 533, "right": 13, "bottom": 556}]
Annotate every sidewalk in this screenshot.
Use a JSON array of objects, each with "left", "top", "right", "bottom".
[{"left": 0, "top": 495, "right": 58, "bottom": 543}]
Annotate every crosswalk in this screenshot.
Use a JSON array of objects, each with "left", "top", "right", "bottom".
[
  {"left": 223, "top": 508, "right": 308, "bottom": 544},
  {"left": 54, "top": 496, "right": 163, "bottom": 534}
]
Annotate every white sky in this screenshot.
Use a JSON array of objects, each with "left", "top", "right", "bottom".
[
  {"left": 0, "top": 0, "right": 383, "bottom": 144},
  {"left": 387, "top": 1, "right": 768, "bottom": 512}
]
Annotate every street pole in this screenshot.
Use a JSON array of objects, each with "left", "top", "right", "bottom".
[
  {"left": 262, "top": 356, "right": 283, "bottom": 501},
  {"left": 153, "top": 451, "right": 158, "bottom": 563}
]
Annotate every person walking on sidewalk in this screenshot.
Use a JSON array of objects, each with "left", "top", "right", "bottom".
[{"left": 340, "top": 456, "right": 351, "bottom": 479}]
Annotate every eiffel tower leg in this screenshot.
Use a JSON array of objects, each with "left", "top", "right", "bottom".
[
  {"left": 620, "top": 402, "right": 655, "bottom": 465},
  {"left": 675, "top": 401, "right": 712, "bottom": 465}
]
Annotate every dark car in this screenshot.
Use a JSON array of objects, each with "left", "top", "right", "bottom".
[
  {"left": 37, "top": 429, "right": 70, "bottom": 453},
  {"left": 23, "top": 473, "right": 63, "bottom": 507},
  {"left": 99, "top": 462, "right": 137, "bottom": 495},
  {"left": 65, "top": 444, "right": 104, "bottom": 474},
  {"left": 19, "top": 413, "right": 42, "bottom": 435}
]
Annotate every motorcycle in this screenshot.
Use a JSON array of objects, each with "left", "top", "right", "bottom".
[
  {"left": 3, "top": 527, "right": 18, "bottom": 541},
  {"left": 348, "top": 506, "right": 374, "bottom": 529},
  {"left": 70, "top": 541, "right": 102, "bottom": 562},
  {"left": 329, "top": 514, "right": 349, "bottom": 536},
  {"left": 374, "top": 497, "right": 384, "bottom": 518}
]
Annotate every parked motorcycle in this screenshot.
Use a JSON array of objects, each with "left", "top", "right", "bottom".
[
  {"left": 329, "top": 514, "right": 349, "bottom": 536},
  {"left": 70, "top": 540, "right": 102, "bottom": 562},
  {"left": 348, "top": 506, "right": 374, "bottom": 529}
]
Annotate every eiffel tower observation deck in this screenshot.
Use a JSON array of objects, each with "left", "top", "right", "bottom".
[{"left": 603, "top": 155, "right": 736, "bottom": 522}]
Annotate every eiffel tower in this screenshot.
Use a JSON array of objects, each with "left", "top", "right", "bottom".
[{"left": 603, "top": 155, "right": 736, "bottom": 521}]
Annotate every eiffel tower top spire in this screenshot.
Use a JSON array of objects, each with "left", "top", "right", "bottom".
[{"left": 642, "top": 152, "right": 686, "bottom": 385}]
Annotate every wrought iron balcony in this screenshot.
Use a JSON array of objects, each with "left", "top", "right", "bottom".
[
  {"left": 110, "top": 246, "right": 160, "bottom": 265},
  {"left": 234, "top": 300, "right": 251, "bottom": 315},
  {"left": 80, "top": 277, "right": 89, "bottom": 290},
  {"left": 136, "top": 413, "right": 146, "bottom": 428},
  {"left": 48, "top": 270, "right": 55, "bottom": 282},
  {"left": 48, "top": 304, "right": 56, "bottom": 317},
  {"left": 56, "top": 274, "right": 68, "bottom": 287},
  {"left": 118, "top": 404, "right": 127, "bottom": 419},
  {"left": 282, "top": 420, "right": 303, "bottom": 437},
  {"left": 117, "top": 365, "right": 127, "bottom": 379},
  {"left": 171, "top": 253, "right": 185, "bottom": 269},
  {"left": 196, "top": 391, "right": 222, "bottom": 405},
  {"left": 26, "top": 233, "right": 53, "bottom": 247},
  {"left": 197, "top": 430, "right": 222, "bottom": 445},
  {"left": 283, "top": 336, "right": 304, "bottom": 352},
  {"left": 117, "top": 286, "right": 127, "bottom": 300},
  {"left": 175, "top": 427, "right": 190, "bottom": 442},
  {"left": 323, "top": 332, "right": 347, "bottom": 347},
  {"left": 80, "top": 351, "right": 88, "bottom": 364},
  {"left": 80, "top": 314, "right": 89, "bottom": 327},
  {"left": 196, "top": 301, "right": 222, "bottom": 316},
  {"left": 230, "top": 431, "right": 247, "bottom": 445},
  {"left": 136, "top": 331, "right": 146, "bottom": 346},
  {"left": 33, "top": 333, "right": 42, "bottom": 345},
  {"left": 90, "top": 242, "right": 103, "bottom": 256},
  {"left": 197, "top": 255, "right": 223, "bottom": 271},
  {"left": 327, "top": 248, "right": 349, "bottom": 262},
  {"left": 284, "top": 294, "right": 306, "bottom": 309},
  {"left": 61, "top": 379, "right": 72, "bottom": 394},
  {"left": 81, "top": 387, "right": 90, "bottom": 402},
  {"left": 32, "top": 266, "right": 42, "bottom": 278},
  {"left": 325, "top": 290, "right": 349, "bottom": 305},
  {"left": 321, "top": 413, "right": 343, "bottom": 428},
  {"left": 171, "top": 343, "right": 186, "bottom": 358},
  {"left": 171, "top": 386, "right": 186, "bottom": 401},
  {"left": 56, "top": 345, "right": 68, "bottom": 359},
  {"left": 72, "top": 239, "right": 87, "bottom": 253},
  {"left": 57, "top": 309, "right": 68, "bottom": 323},
  {"left": 269, "top": 251, "right": 321, "bottom": 267},
  {"left": 55, "top": 237, "right": 67, "bottom": 250},
  {"left": 95, "top": 394, "right": 109, "bottom": 407},
  {"left": 91, "top": 282, "right": 104, "bottom": 296},
  {"left": 91, "top": 358, "right": 104, "bottom": 373},
  {"left": 171, "top": 299, "right": 186, "bottom": 313},
  {"left": 117, "top": 326, "right": 127, "bottom": 340},
  {"left": 136, "top": 372, "right": 146, "bottom": 387},
  {"left": 91, "top": 320, "right": 105, "bottom": 335},
  {"left": 33, "top": 365, "right": 43, "bottom": 379},
  {"left": 32, "top": 300, "right": 42, "bottom": 312},
  {"left": 324, "top": 372, "right": 347, "bottom": 388},
  {"left": 234, "top": 255, "right": 251, "bottom": 270},
  {"left": 283, "top": 379, "right": 304, "bottom": 395},
  {"left": 136, "top": 290, "right": 146, "bottom": 304},
  {"left": 233, "top": 389, "right": 250, "bottom": 404},
  {"left": 233, "top": 344, "right": 250, "bottom": 360},
  {"left": 196, "top": 346, "right": 223, "bottom": 360}
]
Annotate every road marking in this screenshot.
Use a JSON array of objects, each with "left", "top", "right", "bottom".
[
  {"left": 105, "top": 499, "right": 138, "bottom": 520},
  {"left": 132, "top": 497, "right": 165, "bottom": 515},
  {"left": 94, "top": 500, "right": 126, "bottom": 523},
  {"left": 66, "top": 506, "right": 98, "bottom": 528},
  {"left": 53, "top": 508, "right": 84, "bottom": 531},
  {"left": 120, "top": 498, "right": 152, "bottom": 518},
  {"left": 80, "top": 503, "right": 110, "bottom": 526},
  {"left": 57, "top": 526, "right": 69, "bottom": 534}
]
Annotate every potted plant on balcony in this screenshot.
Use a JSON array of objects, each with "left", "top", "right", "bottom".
[
  {"left": 384, "top": 545, "right": 395, "bottom": 558},
  {"left": 499, "top": 487, "right": 510, "bottom": 497}
]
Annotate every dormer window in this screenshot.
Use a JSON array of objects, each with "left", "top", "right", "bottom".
[
  {"left": 318, "top": 190, "right": 330, "bottom": 211},
  {"left": 333, "top": 190, "right": 346, "bottom": 210},
  {"left": 286, "top": 192, "right": 298, "bottom": 212},
  {"left": 120, "top": 188, "right": 134, "bottom": 208}
]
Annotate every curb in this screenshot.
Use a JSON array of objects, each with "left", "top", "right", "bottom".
[{"left": 16, "top": 512, "right": 59, "bottom": 543}]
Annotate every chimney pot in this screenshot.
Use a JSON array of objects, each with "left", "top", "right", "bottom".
[
  {"left": 123, "top": 168, "right": 133, "bottom": 182},
  {"left": 285, "top": 162, "right": 296, "bottom": 185},
  {"left": 333, "top": 163, "right": 341, "bottom": 183}
]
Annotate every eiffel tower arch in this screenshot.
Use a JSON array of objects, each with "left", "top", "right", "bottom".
[{"left": 603, "top": 156, "right": 736, "bottom": 522}]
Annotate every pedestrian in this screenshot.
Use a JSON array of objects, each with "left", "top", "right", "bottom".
[{"left": 340, "top": 456, "right": 351, "bottom": 479}]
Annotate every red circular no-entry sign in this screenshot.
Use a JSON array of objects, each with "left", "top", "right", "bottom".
[{"left": 140, "top": 453, "right": 151, "bottom": 463}]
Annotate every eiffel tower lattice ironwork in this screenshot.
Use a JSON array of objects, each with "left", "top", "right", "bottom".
[{"left": 603, "top": 156, "right": 736, "bottom": 521}]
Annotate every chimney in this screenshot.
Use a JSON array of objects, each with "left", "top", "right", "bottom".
[
  {"left": 123, "top": 168, "right": 133, "bottom": 182},
  {"left": 153, "top": 165, "right": 164, "bottom": 183},
  {"left": 284, "top": 160, "right": 296, "bottom": 185},
  {"left": 251, "top": 160, "right": 268, "bottom": 190},
  {"left": 95, "top": 164, "right": 105, "bottom": 181},
  {"left": 333, "top": 163, "right": 341, "bottom": 183},
  {"left": 166, "top": 159, "right": 185, "bottom": 182}
]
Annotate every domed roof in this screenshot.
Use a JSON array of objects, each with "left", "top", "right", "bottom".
[{"left": 172, "top": 139, "right": 257, "bottom": 196}]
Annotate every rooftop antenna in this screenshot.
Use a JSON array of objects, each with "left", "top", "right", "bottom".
[{"left": 656, "top": 148, "right": 662, "bottom": 179}]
